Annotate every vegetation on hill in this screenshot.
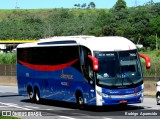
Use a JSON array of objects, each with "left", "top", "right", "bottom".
[{"left": 0, "top": 1, "right": 160, "bottom": 50}]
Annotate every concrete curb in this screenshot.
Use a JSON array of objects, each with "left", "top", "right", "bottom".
[{"left": 0, "top": 76, "right": 17, "bottom": 86}]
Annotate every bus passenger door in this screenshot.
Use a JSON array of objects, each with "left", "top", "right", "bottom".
[
  {"left": 88, "top": 55, "right": 98, "bottom": 87},
  {"left": 80, "top": 47, "right": 96, "bottom": 86}
]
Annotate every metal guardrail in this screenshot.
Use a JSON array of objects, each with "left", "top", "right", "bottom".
[
  {"left": 0, "top": 40, "right": 36, "bottom": 44},
  {"left": 144, "top": 77, "right": 160, "bottom": 81}
]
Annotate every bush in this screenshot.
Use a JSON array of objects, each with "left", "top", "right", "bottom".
[
  {"left": 138, "top": 47, "right": 146, "bottom": 52},
  {"left": 155, "top": 50, "right": 160, "bottom": 57},
  {"left": 0, "top": 53, "right": 16, "bottom": 64},
  {"left": 141, "top": 62, "right": 160, "bottom": 77}
]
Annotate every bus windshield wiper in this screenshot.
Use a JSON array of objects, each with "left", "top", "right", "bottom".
[{"left": 122, "top": 73, "right": 135, "bottom": 86}]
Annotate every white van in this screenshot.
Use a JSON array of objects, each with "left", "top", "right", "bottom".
[{"left": 156, "top": 80, "right": 160, "bottom": 105}]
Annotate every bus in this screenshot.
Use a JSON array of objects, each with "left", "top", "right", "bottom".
[{"left": 16, "top": 36, "right": 150, "bottom": 107}]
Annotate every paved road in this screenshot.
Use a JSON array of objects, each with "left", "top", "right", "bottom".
[{"left": 0, "top": 85, "right": 160, "bottom": 119}]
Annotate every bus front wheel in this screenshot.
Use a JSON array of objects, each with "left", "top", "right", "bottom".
[{"left": 76, "top": 93, "right": 84, "bottom": 109}]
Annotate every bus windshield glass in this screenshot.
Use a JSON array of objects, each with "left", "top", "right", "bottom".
[{"left": 95, "top": 50, "right": 142, "bottom": 89}]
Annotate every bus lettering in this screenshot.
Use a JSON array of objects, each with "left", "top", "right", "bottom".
[{"left": 60, "top": 74, "right": 73, "bottom": 80}]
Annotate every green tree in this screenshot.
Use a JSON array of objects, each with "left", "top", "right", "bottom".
[
  {"left": 102, "top": 25, "right": 116, "bottom": 36},
  {"left": 81, "top": 3, "right": 87, "bottom": 8},
  {"left": 88, "top": 2, "right": 96, "bottom": 8},
  {"left": 145, "top": 35, "right": 158, "bottom": 50},
  {"left": 74, "top": 4, "right": 78, "bottom": 8},
  {"left": 77, "top": 4, "right": 80, "bottom": 8},
  {"left": 113, "top": 0, "right": 127, "bottom": 11},
  {"left": 149, "top": 16, "right": 160, "bottom": 37}
]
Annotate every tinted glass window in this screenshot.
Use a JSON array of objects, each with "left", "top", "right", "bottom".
[{"left": 17, "top": 46, "right": 79, "bottom": 65}]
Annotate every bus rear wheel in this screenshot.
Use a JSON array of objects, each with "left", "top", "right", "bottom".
[
  {"left": 28, "top": 91, "right": 34, "bottom": 102},
  {"left": 27, "top": 87, "right": 34, "bottom": 102},
  {"left": 34, "top": 88, "right": 40, "bottom": 103}
]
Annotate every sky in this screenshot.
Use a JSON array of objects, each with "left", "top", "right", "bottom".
[{"left": 0, "top": 0, "right": 160, "bottom": 9}]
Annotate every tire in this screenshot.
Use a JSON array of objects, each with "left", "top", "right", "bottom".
[
  {"left": 156, "top": 92, "right": 160, "bottom": 105},
  {"left": 34, "top": 88, "right": 40, "bottom": 103},
  {"left": 27, "top": 87, "right": 34, "bottom": 102},
  {"left": 28, "top": 91, "right": 34, "bottom": 102},
  {"left": 76, "top": 93, "right": 84, "bottom": 109}
]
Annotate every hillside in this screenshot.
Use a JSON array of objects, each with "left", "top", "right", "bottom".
[
  {"left": 0, "top": 3, "right": 160, "bottom": 51},
  {"left": 0, "top": 8, "right": 109, "bottom": 21}
]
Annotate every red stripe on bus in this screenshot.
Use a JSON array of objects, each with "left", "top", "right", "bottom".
[{"left": 18, "top": 59, "right": 78, "bottom": 71}]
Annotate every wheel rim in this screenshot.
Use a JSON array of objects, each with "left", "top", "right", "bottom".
[
  {"left": 36, "top": 92, "right": 39, "bottom": 101},
  {"left": 28, "top": 92, "right": 33, "bottom": 99},
  {"left": 157, "top": 95, "right": 160, "bottom": 104},
  {"left": 78, "top": 97, "right": 83, "bottom": 105}
]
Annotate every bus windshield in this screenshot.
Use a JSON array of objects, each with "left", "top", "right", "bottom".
[{"left": 95, "top": 50, "right": 142, "bottom": 89}]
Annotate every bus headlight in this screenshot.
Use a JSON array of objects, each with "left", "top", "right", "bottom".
[
  {"left": 136, "top": 90, "right": 143, "bottom": 96},
  {"left": 97, "top": 91, "right": 110, "bottom": 98}
]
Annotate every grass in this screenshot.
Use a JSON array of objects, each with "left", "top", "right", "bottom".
[
  {"left": 140, "top": 50, "right": 160, "bottom": 77},
  {"left": 140, "top": 50, "right": 160, "bottom": 62},
  {"left": 0, "top": 116, "right": 20, "bottom": 119},
  {"left": 0, "top": 8, "right": 110, "bottom": 21}
]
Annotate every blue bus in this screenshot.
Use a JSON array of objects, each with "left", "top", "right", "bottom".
[{"left": 17, "top": 36, "right": 150, "bottom": 107}]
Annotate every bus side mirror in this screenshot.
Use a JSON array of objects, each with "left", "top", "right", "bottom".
[
  {"left": 88, "top": 55, "right": 98, "bottom": 71},
  {"left": 139, "top": 53, "right": 151, "bottom": 69}
]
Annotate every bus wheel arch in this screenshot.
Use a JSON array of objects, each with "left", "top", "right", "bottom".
[{"left": 75, "top": 90, "right": 84, "bottom": 109}]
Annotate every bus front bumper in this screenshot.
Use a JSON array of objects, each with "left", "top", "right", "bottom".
[{"left": 96, "top": 91, "right": 143, "bottom": 105}]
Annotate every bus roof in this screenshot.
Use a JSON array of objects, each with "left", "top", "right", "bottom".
[
  {"left": 80, "top": 36, "right": 137, "bottom": 51},
  {"left": 17, "top": 36, "right": 137, "bottom": 51}
]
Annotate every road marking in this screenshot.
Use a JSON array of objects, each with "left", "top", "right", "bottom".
[
  {"left": 59, "top": 116, "right": 77, "bottom": 119},
  {"left": 5, "top": 103, "right": 17, "bottom": 106},
  {"left": 0, "top": 102, "right": 32, "bottom": 110},
  {"left": 0, "top": 91, "right": 5, "bottom": 93},
  {"left": 72, "top": 112, "right": 89, "bottom": 116},
  {"left": 45, "top": 109, "right": 54, "bottom": 110},
  {"left": 24, "top": 105, "right": 39, "bottom": 109},
  {"left": 0, "top": 106, "right": 10, "bottom": 107},
  {"left": 103, "top": 117, "right": 112, "bottom": 119}
]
